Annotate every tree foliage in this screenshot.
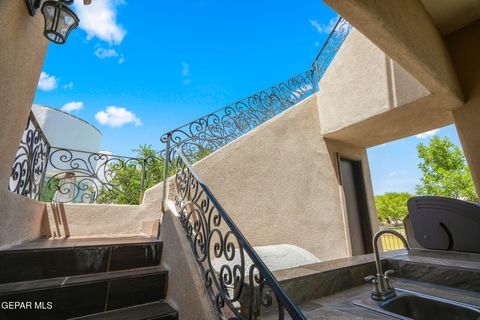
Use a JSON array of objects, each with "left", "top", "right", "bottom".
[
  {"left": 375, "top": 192, "right": 412, "bottom": 225},
  {"left": 97, "top": 145, "right": 172, "bottom": 205},
  {"left": 415, "top": 135, "right": 478, "bottom": 201},
  {"left": 97, "top": 144, "right": 212, "bottom": 205}
]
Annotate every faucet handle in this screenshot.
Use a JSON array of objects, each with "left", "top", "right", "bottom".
[
  {"left": 364, "top": 275, "right": 381, "bottom": 294},
  {"left": 384, "top": 269, "right": 395, "bottom": 289},
  {"left": 364, "top": 275, "right": 377, "bottom": 283}
]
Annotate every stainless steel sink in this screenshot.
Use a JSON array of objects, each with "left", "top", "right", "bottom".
[{"left": 353, "top": 288, "right": 480, "bottom": 320}]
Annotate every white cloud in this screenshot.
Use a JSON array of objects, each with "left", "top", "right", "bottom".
[
  {"left": 95, "top": 47, "right": 119, "bottom": 59},
  {"left": 94, "top": 46, "right": 125, "bottom": 64},
  {"left": 38, "top": 72, "right": 57, "bottom": 91},
  {"left": 181, "top": 62, "right": 191, "bottom": 85},
  {"left": 310, "top": 17, "right": 338, "bottom": 34},
  {"left": 61, "top": 101, "right": 84, "bottom": 113},
  {"left": 416, "top": 129, "right": 439, "bottom": 139},
  {"left": 74, "top": 0, "right": 126, "bottom": 45},
  {"left": 95, "top": 106, "right": 142, "bottom": 128},
  {"left": 62, "top": 81, "right": 74, "bottom": 90}
]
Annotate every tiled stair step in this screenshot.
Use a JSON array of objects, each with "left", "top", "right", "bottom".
[
  {"left": 0, "top": 236, "right": 162, "bottom": 284},
  {"left": 0, "top": 266, "right": 168, "bottom": 320},
  {"left": 71, "top": 301, "right": 178, "bottom": 320}
]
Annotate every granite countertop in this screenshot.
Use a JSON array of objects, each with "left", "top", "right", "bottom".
[
  {"left": 297, "top": 278, "right": 480, "bottom": 319},
  {"left": 268, "top": 249, "right": 480, "bottom": 319}
]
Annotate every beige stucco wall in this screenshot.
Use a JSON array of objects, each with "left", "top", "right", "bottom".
[
  {"left": 0, "top": 0, "right": 49, "bottom": 249},
  {"left": 323, "top": 0, "right": 463, "bottom": 108},
  {"left": 318, "top": 28, "right": 430, "bottom": 135},
  {"left": 161, "top": 205, "right": 217, "bottom": 320},
  {"left": 39, "top": 175, "right": 171, "bottom": 239},
  {"left": 448, "top": 20, "right": 480, "bottom": 195},
  {"left": 185, "top": 94, "right": 373, "bottom": 261}
]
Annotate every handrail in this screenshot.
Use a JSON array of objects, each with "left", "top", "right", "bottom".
[
  {"left": 312, "top": 17, "right": 352, "bottom": 85},
  {"left": 171, "top": 146, "right": 306, "bottom": 319},
  {"left": 9, "top": 111, "right": 51, "bottom": 200},
  {"left": 160, "top": 69, "right": 315, "bottom": 147},
  {"left": 42, "top": 147, "right": 149, "bottom": 204}
]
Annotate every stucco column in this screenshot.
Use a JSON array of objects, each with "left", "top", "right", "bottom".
[
  {"left": 447, "top": 21, "right": 480, "bottom": 196},
  {"left": 453, "top": 105, "right": 480, "bottom": 195},
  {"left": 0, "top": 0, "right": 48, "bottom": 187},
  {"left": 0, "top": 0, "right": 49, "bottom": 248}
]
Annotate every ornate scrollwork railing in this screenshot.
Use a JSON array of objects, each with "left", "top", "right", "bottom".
[
  {"left": 160, "top": 69, "right": 315, "bottom": 159},
  {"left": 171, "top": 147, "right": 305, "bottom": 319},
  {"left": 9, "top": 112, "right": 51, "bottom": 200},
  {"left": 42, "top": 147, "right": 147, "bottom": 204},
  {"left": 312, "top": 17, "right": 352, "bottom": 85}
]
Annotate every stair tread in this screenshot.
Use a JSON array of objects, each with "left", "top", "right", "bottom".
[
  {"left": 70, "top": 301, "right": 178, "bottom": 320},
  {"left": 4, "top": 236, "right": 161, "bottom": 252},
  {"left": 0, "top": 266, "right": 167, "bottom": 295}
]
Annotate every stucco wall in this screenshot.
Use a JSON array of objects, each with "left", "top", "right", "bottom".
[
  {"left": 318, "top": 28, "right": 429, "bottom": 136},
  {"left": 448, "top": 20, "right": 480, "bottom": 195},
  {"left": 323, "top": 0, "right": 463, "bottom": 106},
  {"left": 0, "top": 0, "right": 49, "bottom": 249},
  {"left": 187, "top": 95, "right": 356, "bottom": 261},
  {"left": 161, "top": 205, "right": 217, "bottom": 320},
  {"left": 40, "top": 176, "right": 169, "bottom": 238}
]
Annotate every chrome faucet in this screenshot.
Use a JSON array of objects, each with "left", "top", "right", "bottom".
[{"left": 364, "top": 229, "right": 410, "bottom": 301}]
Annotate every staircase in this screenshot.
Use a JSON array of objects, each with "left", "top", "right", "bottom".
[{"left": 0, "top": 236, "right": 178, "bottom": 320}]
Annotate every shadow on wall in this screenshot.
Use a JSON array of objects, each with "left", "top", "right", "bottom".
[{"left": 40, "top": 203, "right": 70, "bottom": 238}]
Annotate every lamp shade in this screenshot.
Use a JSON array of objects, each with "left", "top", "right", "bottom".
[{"left": 41, "top": 1, "right": 79, "bottom": 44}]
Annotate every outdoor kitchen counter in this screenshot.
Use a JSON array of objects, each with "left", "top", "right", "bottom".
[
  {"left": 296, "top": 278, "right": 480, "bottom": 319},
  {"left": 269, "top": 249, "right": 480, "bottom": 319}
]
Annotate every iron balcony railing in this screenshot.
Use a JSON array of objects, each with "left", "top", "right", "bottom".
[
  {"left": 161, "top": 17, "right": 351, "bottom": 164},
  {"left": 8, "top": 112, "right": 156, "bottom": 204},
  {"left": 170, "top": 146, "right": 306, "bottom": 319},
  {"left": 9, "top": 111, "right": 51, "bottom": 200},
  {"left": 42, "top": 147, "right": 149, "bottom": 204},
  {"left": 312, "top": 17, "right": 352, "bottom": 86},
  {"left": 160, "top": 68, "right": 316, "bottom": 161}
]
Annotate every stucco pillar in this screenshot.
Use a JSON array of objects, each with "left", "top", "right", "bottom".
[
  {"left": 0, "top": 0, "right": 48, "bottom": 185},
  {"left": 453, "top": 105, "right": 480, "bottom": 195},
  {"left": 447, "top": 21, "right": 480, "bottom": 195},
  {"left": 0, "top": 0, "right": 49, "bottom": 248}
]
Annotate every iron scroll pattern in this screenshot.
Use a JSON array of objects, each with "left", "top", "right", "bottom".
[
  {"left": 171, "top": 148, "right": 306, "bottom": 320},
  {"left": 43, "top": 147, "right": 147, "bottom": 204},
  {"left": 161, "top": 69, "right": 315, "bottom": 160},
  {"left": 9, "top": 112, "right": 51, "bottom": 200},
  {"left": 312, "top": 17, "right": 351, "bottom": 83}
]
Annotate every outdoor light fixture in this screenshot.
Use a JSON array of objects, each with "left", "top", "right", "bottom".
[
  {"left": 25, "top": 0, "right": 80, "bottom": 45},
  {"left": 41, "top": 0, "right": 79, "bottom": 44}
]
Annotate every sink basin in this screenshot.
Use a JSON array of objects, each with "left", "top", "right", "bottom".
[
  {"left": 381, "top": 294, "right": 480, "bottom": 320},
  {"left": 353, "top": 288, "right": 480, "bottom": 320}
]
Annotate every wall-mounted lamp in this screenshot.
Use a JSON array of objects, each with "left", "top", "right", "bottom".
[{"left": 25, "top": 0, "right": 80, "bottom": 45}]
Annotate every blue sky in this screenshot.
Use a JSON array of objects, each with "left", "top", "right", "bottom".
[
  {"left": 35, "top": 0, "right": 337, "bottom": 152},
  {"left": 368, "top": 125, "right": 463, "bottom": 195},
  {"left": 34, "top": 0, "right": 464, "bottom": 196}
]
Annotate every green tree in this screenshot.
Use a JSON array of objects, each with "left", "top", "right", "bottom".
[
  {"left": 97, "top": 144, "right": 212, "bottom": 205},
  {"left": 97, "top": 145, "right": 172, "bottom": 205},
  {"left": 375, "top": 192, "right": 412, "bottom": 226},
  {"left": 415, "top": 135, "right": 478, "bottom": 201}
]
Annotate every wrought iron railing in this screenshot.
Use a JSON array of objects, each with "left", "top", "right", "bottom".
[
  {"left": 160, "top": 69, "right": 315, "bottom": 161},
  {"left": 171, "top": 147, "right": 305, "bottom": 319},
  {"left": 312, "top": 17, "right": 352, "bottom": 86},
  {"left": 9, "top": 112, "right": 51, "bottom": 200},
  {"left": 41, "top": 147, "right": 149, "bottom": 204}
]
